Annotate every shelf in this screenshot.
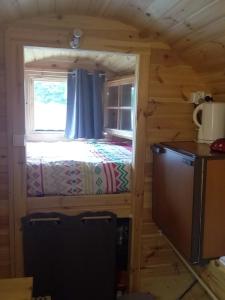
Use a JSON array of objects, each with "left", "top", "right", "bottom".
[
  {"left": 104, "top": 75, "right": 135, "bottom": 137},
  {"left": 106, "top": 106, "right": 132, "bottom": 110},
  {"left": 105, "top": 128, "right": 133, "bottom": 140},
  {"left": 106, "top": 75, "right": 135, "bottom": 87}
]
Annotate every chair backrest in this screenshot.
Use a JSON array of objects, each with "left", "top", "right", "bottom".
[{"left": 22, "top": 211, "right": 117, "bottom": 300}]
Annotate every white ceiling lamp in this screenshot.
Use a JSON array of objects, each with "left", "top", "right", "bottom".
[{"left": 70, "top": 29, "right": 83, "bottom": 49}]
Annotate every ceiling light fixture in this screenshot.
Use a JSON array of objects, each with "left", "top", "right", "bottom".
[{"left": 70, "top": 29, "right": 83, "bottom": 49}]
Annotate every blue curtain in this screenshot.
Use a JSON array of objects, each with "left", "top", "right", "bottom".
[{"left": 65, "top": 69, "right": 104, "bottom": 139}]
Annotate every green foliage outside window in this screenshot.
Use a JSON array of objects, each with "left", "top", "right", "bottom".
[{"left": 34, "top": 80, "right": 67, "bottom": 104}]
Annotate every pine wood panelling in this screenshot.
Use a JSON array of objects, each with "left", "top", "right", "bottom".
[
  {"left": 163, "top": 1, "right": 225, "bottom": 44},
  {"left": 200, "top": 71, "right": 225, "bottom": 104},
  {"left": 0, "top": 28, "right": 10, "bottom": 278},
  {"left": 139, "top": 48, "right": 209, "bottom": 299},
  {"left": 17, "top": 0, "right": 39, "bottom": 17},
  {"left": 130, "top": 53, "right": 150, "bottom": 290},
  {"left": 5, "top": 16, "right": 168, "bottom": 55},
  {"left": 1, "top": 0, "right": 225, "bottom": 75},
  {"left": 2, "top": 12, "right": 219, "bottom": 299},
  {"left": 36, "top": 0, "right": 55, "bottom": 15},
  {"left": 24, "top": 49, "right": 136, "bottom": 76},
  {"left": 27, "top": 193, "right": 132, "bottom": 218}
]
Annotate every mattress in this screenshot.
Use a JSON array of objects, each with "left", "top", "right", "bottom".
[{"left": 26, "top": 141, "right": 132, "bottom": 196}]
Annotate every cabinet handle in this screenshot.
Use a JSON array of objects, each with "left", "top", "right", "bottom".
[
  {"left": 152, "top": 146, "right": 165, "bottom": 154},
  {"left": 182, "top": 158, "right": 194, "bottom": 166}
]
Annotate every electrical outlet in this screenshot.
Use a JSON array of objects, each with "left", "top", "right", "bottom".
[
  {"left": 191, "top": 91, "right": 205, "bottom": 104},
  {"left": 205, "top": 93, "right": 212, "bottom": 99}
]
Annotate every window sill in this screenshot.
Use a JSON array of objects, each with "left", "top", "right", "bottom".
[
  {"left": 105, "top": 128, "right": 133, "bottom": 140},
  {"left": 26, "top": 132, "right": 67, "bottom": 142}
]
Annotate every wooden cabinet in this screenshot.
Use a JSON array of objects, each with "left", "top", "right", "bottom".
[
  {"left": 152, "top": 141, "right": 225, "bottom": 263},
  {"left": 104, "top": 76, "right": 135, "bottom": 140}
]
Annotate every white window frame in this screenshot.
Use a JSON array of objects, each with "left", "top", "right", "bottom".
[{"left": 25, "top": 71, "right": 68, "bottom": 141}]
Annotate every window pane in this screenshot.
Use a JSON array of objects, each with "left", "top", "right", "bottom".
[
  {"left": 121, "top": 84, "right": 132, "bottom": 107},
  {"left": 33, "top": 80, "right": 67, "bottom": 131},
  {"left": 107, "top": 86, "right": 118, "bottom": 107},
  {"left": 106, "top": 109, "right": 118, "bottom": 129},
  {"left": 120, "top": 109, "right": 132, "bottom": 130}
]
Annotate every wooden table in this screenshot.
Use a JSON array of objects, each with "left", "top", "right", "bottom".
[{"left": 0, "top": 277, "right": 33, "bottom": 300}]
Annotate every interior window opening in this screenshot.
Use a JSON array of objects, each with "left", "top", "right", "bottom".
[
  {"left": 8, "top": 41, "right": 141, "bottom": 297},
  {"left": 33, "top": 79, "right": 67, "bottom": 131},
  {"left": 24, "top": 46, "right": 136, "bottom": 199},
  {"left": 24, "top": 46, "right": 136, "bottom": 143}
]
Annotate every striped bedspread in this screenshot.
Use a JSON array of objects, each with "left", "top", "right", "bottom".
[{"left": 26, "top": 141, "right": 132, "bottom": 196}]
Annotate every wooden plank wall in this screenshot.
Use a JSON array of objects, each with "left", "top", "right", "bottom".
[
  {"left": 0, "top": 15, "right": 214, "bottom": 298},
  {"left": 0, "top": 28, "right": 11, "bottom": 278},
  {"left": 200, "top": 71, "right": 225, "bottom": 103},
  {"left": 140, "top": 48, "right": 210, "bottom": 299}
]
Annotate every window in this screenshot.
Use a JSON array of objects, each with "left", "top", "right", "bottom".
[
  {"left": 104, "top": 76, "right": 135, "bottom": 140},
  {"left": 25, "top": 72, "right": 67, "bottom": 140},
  {"left": 33, "top": 80, "right": 67, "bottom": 131}
]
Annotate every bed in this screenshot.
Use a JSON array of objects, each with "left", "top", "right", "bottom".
[{"left": 26, "top": 141, "right": 132, "bottom": 197}]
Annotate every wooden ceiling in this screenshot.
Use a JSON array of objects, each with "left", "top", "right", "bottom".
[
  {"left": 1, "top": 0, "right": 225, "bottom": 73},
  {"left": 24, "top": 47, "right": 136, "bottom": 75}
]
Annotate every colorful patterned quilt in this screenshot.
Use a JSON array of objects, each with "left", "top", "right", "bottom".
[{"left": 26, "top": 141, "right": 132, "bottom": 196}]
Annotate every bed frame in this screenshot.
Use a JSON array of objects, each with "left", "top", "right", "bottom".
[{"left": 27, "top": 193, "right": 132, "bottom": 218}]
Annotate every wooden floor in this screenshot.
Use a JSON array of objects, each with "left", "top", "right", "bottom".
[
  {"left": 194, "top": 261, "right": 225, "bottom": 300},
  {"left": 141, "top": 237, "right": 225, "bottom": 300},
  {"left": 139, "top": 237, "right": 212, "bottom": 300},
  {"left": 141, "top": 275, "right": 210, "bottom": 300}
]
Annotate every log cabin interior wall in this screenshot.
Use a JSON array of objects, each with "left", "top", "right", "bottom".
[
  {"left": 2, "top": 15, "right": 211, "bottom": 299},
  {"left": 199, "top": 70, "right": 225, "bottom": 105},
  {"left": 4, "top": 14, "right": 159, "bottom": 290},
  {"left": 0, "top": 1, "right": 225, "bottom": 297},
  {"left": 24, "top": 47, "right": 136, "bottom": 77},
  {"left": 140, "top": 48, "right": 210, "bottom": 299},
  {"left": 0, "top": 27, "right": 11, "bottom": 278}
]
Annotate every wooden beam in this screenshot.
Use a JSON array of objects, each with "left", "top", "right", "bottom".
[
  {"left": 130, "top": 53, "right": 151, "bottom": 291},
  {"left": 27, "top": 193, "right": 132, "bottom": 218}
]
